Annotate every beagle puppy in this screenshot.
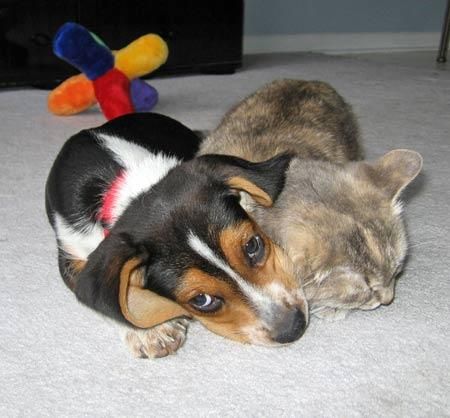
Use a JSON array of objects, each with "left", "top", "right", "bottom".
[{"left": 46, "top": 113, "right": 308, "bottom": 358}]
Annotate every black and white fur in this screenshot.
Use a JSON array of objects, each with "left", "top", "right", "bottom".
[{"left": 45, "top": 113, "right": 308, "bottom": 358}]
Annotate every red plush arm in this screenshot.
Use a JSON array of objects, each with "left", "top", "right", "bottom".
[{"left": 93, "top": 68, "right": 134, "bottom": 120}]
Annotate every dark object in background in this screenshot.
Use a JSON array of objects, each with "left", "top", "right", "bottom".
[
  {"left": 437, "top": 0, "right": 450, "bottom": 62},
  {"left": 0, "top": 0, "right": 243, "bottom": 87}
]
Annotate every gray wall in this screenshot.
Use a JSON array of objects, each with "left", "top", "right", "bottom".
[{"left": 244, "top": 0, "right": 446, "bottom": 35}]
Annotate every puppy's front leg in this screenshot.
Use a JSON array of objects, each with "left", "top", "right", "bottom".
[{"left": 123, "top": 318, "right": 190, "bottom": 359}]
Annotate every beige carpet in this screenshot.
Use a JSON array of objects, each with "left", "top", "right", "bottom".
[{"left": 1, "top": 52, "right": 449, "bottom": 416}]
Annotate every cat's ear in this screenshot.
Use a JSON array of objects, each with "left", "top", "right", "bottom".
[{"left": 368, "top": 149, "right": 423, "bottom": 200}]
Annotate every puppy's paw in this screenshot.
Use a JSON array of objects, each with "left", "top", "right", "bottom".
[
  {"left": 312, "top": 307, "right": 349, "bottom": 321},
  {"left": 125, "top": 318, "right": 190, "bottom": 359}
]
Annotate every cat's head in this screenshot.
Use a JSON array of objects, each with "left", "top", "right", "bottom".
[{"left": 262, "top": 150, "right": 423, "bottom": 315}]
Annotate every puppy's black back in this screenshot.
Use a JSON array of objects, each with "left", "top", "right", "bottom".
[
  {"left": 96, "top": 113, "right": 201, "bottom": 159},
  {"left": 46, "top": 113, "right": 201, "bottom": 230}
]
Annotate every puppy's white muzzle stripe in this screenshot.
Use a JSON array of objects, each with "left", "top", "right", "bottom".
[{"left": 187, "top": 231, "right": 279, "bottom": 317}]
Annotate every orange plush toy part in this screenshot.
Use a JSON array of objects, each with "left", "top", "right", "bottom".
[
  {"left": 48, "top": 23, "right": 168, "bottom": 119},
  {"left": 48, "top": 73, "right": 96, "bottom": 116}
]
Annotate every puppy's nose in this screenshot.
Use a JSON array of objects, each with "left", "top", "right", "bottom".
[{"left": 271, "top": 308, "right": 307, "bottom": 344}]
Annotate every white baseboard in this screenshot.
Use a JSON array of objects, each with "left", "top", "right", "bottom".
[{"left": 243, "top": 32, "right": 441, "bottom": 55}]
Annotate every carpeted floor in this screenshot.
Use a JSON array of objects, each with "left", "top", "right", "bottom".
[{"left": 1, "top": 52, "right": 449, "bottom": 417}]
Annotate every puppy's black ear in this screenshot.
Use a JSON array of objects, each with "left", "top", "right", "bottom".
[
  {"left": 75, "top": 232, "right": 189, "bottom": 328},
  {"left": 199, "top": 153, "right": 293, "bottom": 207}
]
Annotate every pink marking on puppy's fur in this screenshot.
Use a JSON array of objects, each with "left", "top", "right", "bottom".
[{"left": 97, "top": 170, "right": 126, "bottom": 230}]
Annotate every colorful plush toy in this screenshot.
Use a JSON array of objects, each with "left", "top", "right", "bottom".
[{"left": 48, "top": 22, "right": 168, "bottom": 120}]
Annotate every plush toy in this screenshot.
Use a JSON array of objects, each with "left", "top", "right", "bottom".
[{"left": 48, "top": 22, "right": 168, "bottom": 120}]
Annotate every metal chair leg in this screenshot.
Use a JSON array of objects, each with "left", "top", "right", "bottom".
[{"left": 437, "top": 0, "right": 450, "bottom": 62}]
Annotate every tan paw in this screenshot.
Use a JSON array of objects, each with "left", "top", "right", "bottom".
[
  {"left": 312, "top": 306, "right": 349, "bottom": 321},
  {"left": 125, "top": 318, "right": 190, "bottom": 359},
  {"left": 360, "top": 285, "right": 394, "bottom": 310}
]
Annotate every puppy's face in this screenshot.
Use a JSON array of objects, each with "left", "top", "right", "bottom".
[{"left": 76, "top": 154, "right": 308, "bottom": 346}]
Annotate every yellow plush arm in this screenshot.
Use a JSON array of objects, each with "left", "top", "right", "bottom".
[{"left": 114, "top": 34, "right": 169, "bottom": 80}]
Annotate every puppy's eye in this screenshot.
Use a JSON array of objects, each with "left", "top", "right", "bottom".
[
  {"left": 244, "top": 234, "right": 265, "bottom": 265},
  {"left": 189, "top": 294, "right": 223, "bottom": 313}
]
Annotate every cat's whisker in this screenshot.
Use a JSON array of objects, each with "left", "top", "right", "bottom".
[
  {"left": 408, "top": 239, "right": 441, "bottom": 249},
  {"left": 311, "top": 305, "right": 329, "bottom": 314}
]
